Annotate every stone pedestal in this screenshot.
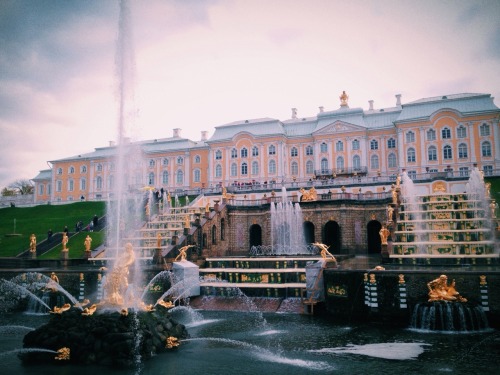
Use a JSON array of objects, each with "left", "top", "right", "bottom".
[
  {"left": 61, "top": 250, "right": 69, "bottom": 260},
  {"left": 172, "top": 260, "right": 200, "bottom": 297}
]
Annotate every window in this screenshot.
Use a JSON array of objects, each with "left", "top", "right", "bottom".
[
  {"left": 80, "top": 178, "right": 86, "bottom": 191},
  {"left": 56, "top": 180, "right": 62, "bottom": 192},
  {"left": 306, "top": 160, "right": 314, "bottom": 174},
  {"left": 370, "top": 155, "right": 379, "bottom": 170},
  {"left": 353, "top": 155, "right": 361, "bottom": 170},
  {"left": 441, "top": 127, "right": 451, "bottom": 139},
  {"left": 370, "top": 139, "right": 378, "bottom": 150},
  {"left": 291, "top": 147, "right": 298, "bottom": 157},
  {"left": 194, "top": 155, "right": 201, "bottom": 163},
  {"left": 352, "top": 139, "right": 360, "bottom": 150},
  {"left": 291, "top": 161, "right": 298, "bottom": 176},
  {"left": 407, "top": 170, "right": 417, "bottom": 179},
  {"left": 459, "top": 167, "right": 469, "bottom": 177},
  {"left": 320, "top": 143, "right": 328, "bottom": 153},
  {"left": 252, "top": 161, "right": 259, "bottom": 175},
  {"left": 57, "top": 168, "right": 63, "bottom": 175},
  {"left": 230, "top": 163, "right": 237, "bottom": 176},
  {"left": 428, "top": 146, "right": 437, "bottom": 161},
  {"left": 96, "top": 177, "right": 102, "bottom": 190},
  {"left": 428, "top": 169, "right": 438, "bottom": 173},
  {"left": 480, "top": 123, "right": 490, "bottom": 136},
  {"left": 80, "top": 165, "right": 87, "bottom": 173},
  {"left": 162, "top": 171, "right": 169, "bottom": 184},
  {"left": 252, "top": 146, "right": 259, "bottom": 157},
  {"left": 215, "top": 150, "right": 222, "bottom": 160},
  {"left": 97, "top": 164, "right": 102, "bottom": 172},
  {"left": 406, "top": 131, "right": 415, "bottom": 143},
  {"left": 482, "top": 141, "right": 492, "bottom": 157},
  {"left": 212, "top": 225, "right": 217, "bottom": 245},
  {"left": 241, "top": 162, "right": 248, "bottom": 175},
  {"left": 149, "top": 159, "right": 155, "bottom": 168},
  {"left": 305, "top": 145, "right": 313, "bottom": 155},
  {"left": 407, "top": 148, "right": 416, "bottom": 163},
  {"left": 69, "top": 166, "right": 75, "bottom": 174},
  {"left": 336, "top": 141, "right": 344, "bottom": 152},
  {"left": 483, "top": 165, "right": 493, "bottom": 176},
  {"left": 458, "top": 143, "right": 468, "bottom": 159},
  {"left": 388, "top": 153, "right": 397, "bottom": 168},
  {"left": 38, "top": 184, "right": 44, "bottom": 195},
  {"left": 163, "top": 158, "right": 169, "bottom": 165},
  {"left": 176, "top": 170, "right": 184, "bottom": 185},
  {"left": 427, "top": 129, "right": 436, "bottom": 141},
  {"left": 148, "top": 172, "right": 155, "bottom": 185},
  {"left": 193, "top": 169, "right": 201, "bottom": 182},
  {"left": 109, "top": 175, "right": 114, "bottom": 190},
  {"left": 457, "top": 126, "right": 467, "bottom": 138},
  {"left": 176, "top": 156, "right": 183, "bottom": 164},
  {"left": 269, "top": 159, "right": 276, "bottom": 174},
  {"left": 320, "top": 158, "right": 328, "bottom": 173},
  {"left": 215, "top": 164, "right": 222, "bottom": 178},
  {"left": 241, "top": 148, "right": 248, "bottom": 158},
  {"left": 336, "top": 156, "right": 344, "bottom": 170},
  {"left": 443, "top": 145, "right": 452, "bottom": 160},
  {"left": 231, "top": 148, "right": 237, "bottom": 158},
  {"left": 268, "top": 145, "right": 276, "bottom": 155},
  {"left": 387, "top": 138, "right": 396, "bottom": 149}
]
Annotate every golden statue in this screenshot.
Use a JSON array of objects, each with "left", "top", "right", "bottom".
[
  {"left": 427, "top": 275, "right": 467, "bottom": 302},
  {"left": 222, "top": 186, "right": 228, "bottom": 199},
  {"left": 61, "top": 233, "right": 69, "bottom": 251},
  {"left": 339, "top": 90, "right": 349, "bottom": 107},
  {"left": 174, "top": 244, "right": 196, "bottom": 262},
  {"left": 387, "top": 205, "right": 394, "bottom": 222},
  {"left": 157, "top": 233, "right": 162, "bottom": 248},
  {"left": 103, "top": 242, "right": 136, "bottom": 306},
  {"left": 145, "top": 201, "right": 151, "bottom": 217},
  {"left": 84, "top": 235, "right": 92, "bottom": 252},
  {"left": 300, "top": 187, "right": 317, "bottom": 201},
  {"left": 391, "top": 188, "right": 398, "bottom": 204},
  {"left": 45, "top": 272, "right": 60, "bottom": 292},
  {"left": 139, "top": 301, "right": 155, "bottom": 312},
  {"left": 205, "top": 202, "right": 210, "bottom": 213},
  {"left": 312, "top": 242, "right": 336, "bottom": 262},
  {"left": 55, "top": 347, "right": 70, "bottom": 361},
  {"left": 157, "top": 299, "right": 174, "bottom": 309},
  {"left": 29, "top": 234, "right": 36, "bottom": 252},
  {"left": 81, "top": 304, "right": 97, "bottom": 316},
  {"left": 184, "top": 215, "right": 190, "bottom": 228},
  {"left": 50, "top": 303, "right": 71, "bottom": 314},
  {"left": 490, "top": 200, "right": 497, "bottom": 218},
  {"left": 379, "top": 225, "right": 390, "bottom": 245},
  {"left": 166, "top": 336, "right": 180, "bottom": 349}
]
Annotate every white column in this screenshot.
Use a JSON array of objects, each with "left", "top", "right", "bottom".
[
  {"left": 419, "top": 127, "right": 426, "bottom": 173},
  {"left": 493, "top": 120, "right": 500, "bottom": 162},
  {"left": 397, "top": 128, "right": 405, "bottom": 170},
  {"left": 360, "top": 136, "right": 368, "bottom": 170}
]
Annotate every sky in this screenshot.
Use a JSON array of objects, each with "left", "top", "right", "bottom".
[{"left": 1, "top": 0, "right": 499, "bottom": 190}]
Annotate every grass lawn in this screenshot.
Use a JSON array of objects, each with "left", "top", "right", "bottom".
[
  {"left": 38, "top": 231, "right": 105, "bottom": 259},
  {"left": 0, "top": 201, "right": 105, "bottom": 257}
]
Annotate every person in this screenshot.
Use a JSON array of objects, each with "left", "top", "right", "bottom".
[
  {"left": 63, "top": 225, "right": 69, "bottom": 235},
  {"left": 379, "top": 225, "right": 390, "bottom": 245},
  {"left": 29, "top": 234, "right": 37, "bottom": 252},
  {"left": 47, "top": 229, "right": 53, "bottom": 242},
  {"left": 93, "top": 214, "right": 98, "bottom": 228},
  {"left": 84, "top": 235, "right": 92, "bottom": 252}
]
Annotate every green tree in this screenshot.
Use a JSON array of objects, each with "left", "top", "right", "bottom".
[{"left": 8, "top": 179, "right": 34, "bottom": 195}]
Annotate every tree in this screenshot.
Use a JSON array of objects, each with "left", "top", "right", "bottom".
[
  {"left": 8, "top": 179, "right": 34, "bottom": 195},
  {"left": 1, "top": 187, "right": 16, "bottom": 196}
]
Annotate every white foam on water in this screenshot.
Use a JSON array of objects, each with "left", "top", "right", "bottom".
[
  {"left": 310, "top": 342, "right": 431, "bottom": 360},
  {"left": 254, "top": 329, "right": 285, "bottom": 336},
  {"left": 185, "top": 319, "right": 221, "bottom": 328}
]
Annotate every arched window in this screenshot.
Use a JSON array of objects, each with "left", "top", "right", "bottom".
[
  {"left": 458, "top": 143, "right": 468, "bottom": 159},
  {"left": 149, "top": 159, "right": 155, "bottom": 168},
  {"left": 162, "top": 171, "right": 169, "bottom": 184},
  {"left": 407, "top": 148, "right": 416, "bottom": 163},
  {"left": 193, "top": 169, "right": 201, "bottom": 182},
  {"left": 176, "top": 170, "right": 184, "bottom": 185},
  {"left": 427, "top": 129, "right": 436, "bottom": 141},
  {"left": 353, "top": 155, "right": 361, "bottom": 170},
  {"left": 231, "top": 148, "right": 237, "bottom": 158},
  {"left": 320, "top": 158, "right": 328, "bottom": 173},
  {"left": 480, "top": 123, "right": 490, "bottom": 136},
  {"left": 336, "top": 141, "right": 343, "bottom": 152},
  {"left": 241, "top": 162, "right": 248, "bottom": 175},
  {"left": 482, "top": 141, "right": 492, "bottom": 157},
  {"left": 291, "top": 147, "right": 298, "bottom": 157},
  {"left": 57, "top": 168, "right": 63, "bottom": 175},
  {"left": 163, "top": 158, "right": 169, "bottom": 165},
  {"left": 457, "top": 126, "right": 467, "bottom": 138},
  {"left": 406, "top": 131, "right": 415, "bottom": 143},
  {"left": 388, "top": 153, "right": 397, "bottom": 168},
  {"left": 176, "top": 156, "right": 183, "bottom": 164},
  {"left": 370, "top": 155, "right": 379, "bottom": 169},
  {"left": 305, "top": 145, "right": 313, "bottom": 155},
  {"left": 96, "top": 177, "right": 102, "bottom": 190},
  {"left": 80, "top": 165, "right": 87, "bottom": 173},
  {"left": 387, "top": 138, "right": 396, "bottom": 149},
  {"left": 336, "top": 156, "right": 344, "bottom": 170},
  {"left": 215, "top": 150, "right": 222, "bottom": 160},
  {"left": 268, "top": 145, "right": 276, "bottom": 155},
  {"left": 428, "top": 146, "right": 437, "bottom": 161},
  {"left": 291, "top": 161, "right": 298, "bottom": 176},
  {"left": 441, "top": 127, "right": 451, "bottom": 139},
  {"left": 220, "top": 218, "right": 225, "bottom": 241},
  {"left": 68, "top": 179, "right": 74, "bottom": 191},
  {"left": 370, "top": 139, "right": 378, "bottom": 150},
  {"left": 194, "top": 155, "right": 201, "bottom": 163},
  {"left": 97, "top": 164, "right": 102, "bottom": 172},
  {"left": 352, "top": 139, "right": 360, "bottom": 150},
  {"left": 148, "top": 172, "right": 155, "bottom": 185},
  {"left": 269, "top": 159, "right": 276, "bottom": 174},
  {"left": 80, "top": 178, "right": 86, "bottom": 190},
  {"left": 443, "top": 145, "right": 453, "bottom": 160},
  {"left": 212, "top": 225, "right": 217, "bottom": 245},
  {"left": 306, "top": 160, "right": 314, "bottom": 174},
  {"left": 320, "top": 142, "right": 328, "bottom": 153},
  {"left": 241, "top": 147, "right": 248, "bottom": 158},
  {"left": 215, "top": 164, "right": 222, "bottom": 178},
  {"left": 69, "top": 166, "right": 75, "bottom": 174},
  {"left": 252, "top": 146, "right": 259, "bottom": 157},
  {"left": 252, "top": 161, "right": 259, "bottom": 175},
  {"left": 56, "top": 180, "right": 62, "bottom": 192},
  {"left": 230, "top": 163, "right": 237, "bottom": 176}
]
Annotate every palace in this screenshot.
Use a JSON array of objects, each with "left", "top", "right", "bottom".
[{"left": 32, "top": 92, "right": 500, "bottom": 203}]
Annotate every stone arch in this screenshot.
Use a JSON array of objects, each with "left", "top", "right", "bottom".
[
  {"left": 249, "top": 224, "right": 262, "bottom": 248},
  {"left": 323, "top": 220, "right": 341, "bottom": 253},
  {"left": 367, "top": 220, "right": 382, "bottom": 254},
  {"left": 303, "top": 221, "right": 315, "bottom": 244}
]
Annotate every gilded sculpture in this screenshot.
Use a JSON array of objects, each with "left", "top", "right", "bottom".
[
  {"left": 29, "top": 233, "right": 36, "bottom": 252},
  {"left": 312, "top": 242, "right": 336, "bottom": 262},
  {"left": 300, "top": 187, "right": 317, "bottom": 201},
  {"left": 84, "top": 235, "right": 92, "bottom": 252},
  {"left": 379, "top": 225, "right": 390, "bottom": 245},
  {"left": 427, "top": 274, "right": 467, "bottom": 302},
  {"left": 103, "top": 242, "right": 136, "bottom": 306},
  {"left": 174, "top": 244, "right": 196, "bottom": 262}
]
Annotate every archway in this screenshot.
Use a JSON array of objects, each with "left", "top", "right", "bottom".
[
  {"left": 367, "top": 220, "right": 382, "bottom": 254},
  {"left": 303, "top": 221, "right": 315, "bottom": 244},
  {"left": 323, "top": 221, "right": 341, "bottom": 253},
  {"left": 249, "top": 224, "right": 262, "bottom": 248}
]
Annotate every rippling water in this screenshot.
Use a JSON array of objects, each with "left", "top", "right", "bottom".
[{"left": 0, "top": 310, "right": 499, "bottom": 375}]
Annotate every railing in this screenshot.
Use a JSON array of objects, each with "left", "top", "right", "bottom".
[{"left": 314, "top": 166, "right": 368, "bottom": 176}]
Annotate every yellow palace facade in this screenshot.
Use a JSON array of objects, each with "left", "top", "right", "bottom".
[{"left": 32, "top": 92, "right": 500, "bottom": 203}]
